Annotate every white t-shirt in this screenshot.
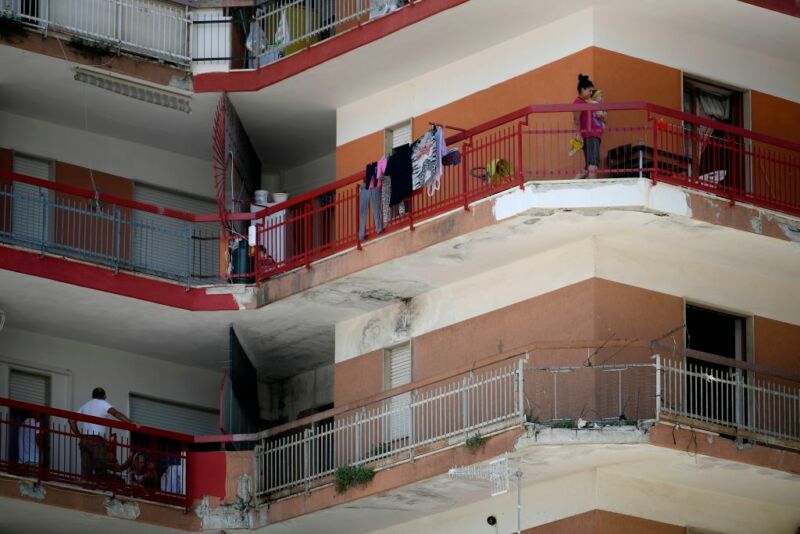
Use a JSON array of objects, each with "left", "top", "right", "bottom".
[
  {"left": 18, "top": 418, "right": 41, "bottom": 464},
  {"left": 76, "top": 398, "right": 113, "bottom": 437}
]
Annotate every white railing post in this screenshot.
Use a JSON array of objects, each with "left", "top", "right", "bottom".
[
  {"left": 516, "top": 359, "right": 524, "bottom": 422},
  {"left": 462, "top": 374, "right": 471, "bottom": 437},
  {"left": 355, "top": 408, "right": 363, "bottom": 463},
  {"left": 409, "top": 389, "right": 417, "bottom": 462},
  {"left": 303, "top": 426, "right": 311, "bottom": 494},
  {"left": 654, "top": 354, "right": 661, "bottom": 421}
]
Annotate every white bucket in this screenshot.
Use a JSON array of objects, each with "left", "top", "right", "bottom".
[
  {"left": 254, "top": 190, "right": 270, "bottom": 206},
  {"left": 272, "top": 192, "right": 289, "bottom": 203}
]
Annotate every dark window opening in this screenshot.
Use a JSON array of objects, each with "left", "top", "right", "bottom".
[{"left": 685, "top": 305, "right": 747, "bottom": 430}]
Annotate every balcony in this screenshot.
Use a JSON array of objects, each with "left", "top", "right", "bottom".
[
  {"left": 228, "top": 340, "right": 798, "bottom": 528},
  {"left": 2, "top": 338, "right": 797, "bottom": 530},
  {"left": 1, "top": 0, "right": 192, "bottom": 68},
  {"left": 0, "top": 396, "right": 194, "bottom": 508},
  {"left": 2, "top": 101, "right": 797, "bottom": 296}
]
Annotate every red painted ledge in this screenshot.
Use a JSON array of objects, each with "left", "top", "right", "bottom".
[
  {"left": 193, "top": 0, "right": 470, "bottom": 93},
  {"left": 0, "top": 245, "right": 239, "bottom": 311}
]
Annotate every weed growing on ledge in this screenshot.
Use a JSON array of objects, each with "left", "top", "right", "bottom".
[
  {"left": 465, "top": 433, "right": 489, "bottom": 451},
  {"left": 68, "top": 36, "right": 114, "bottom": 59},
  {"left": 0, "top": 14, "right": 28, "bottom": 42},
  {"left": 550, "top": 419, "right": 577, "bottom": 429},
  {"left": 335, "top": 465, "right": 375, "bottom": 493}
]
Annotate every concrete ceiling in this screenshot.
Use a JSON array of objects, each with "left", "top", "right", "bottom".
[
  {"left": 0, "top": 45, "right": 219, "bottom": 162},
  {"left": 1, "top": 190, "right": 799, "bottom": 384}
]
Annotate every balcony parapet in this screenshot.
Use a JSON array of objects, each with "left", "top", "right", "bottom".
[{"left": 2, "top": 102, "right": 798, "bottom": 295}]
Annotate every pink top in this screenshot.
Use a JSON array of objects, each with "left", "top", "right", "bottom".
[
  {"left": 376, "top": 157, "right": 388, "bottom": 181},
  {"left": 574, "top": 97, "right": 603, "bottom": 139}
]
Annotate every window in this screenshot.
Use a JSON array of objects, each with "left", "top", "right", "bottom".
[
  {"left": 384, "top": 342, "right": 412, "bottom": 441},
  {"left": 132, "top": 183, "right": 219, "bottom": 280},
  {"left": 384, "top": 120, "right": 412, "bottom": 156},
  {"left": 8, "top": 370, "right": 50, "bottom": 467},
  {"left": 682, "top": 76, "right": 747, "bottom": 189},
  {"left": 129, "top": 394, "right": 218, "bottom": 436},
  {"left": 9, "top": 370, "right": 50, "bottom": 407},
  {"left": 685, "top": 304, "right": 749, "bottom": 428},
  {"left": 11, "top": 153, "right": 52, "bottom": 243}
]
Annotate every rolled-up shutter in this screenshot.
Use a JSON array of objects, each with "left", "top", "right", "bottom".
[
  {"left": 392, "top": 123, "right": 412, "bottom": 148},
  {"left": 9, "top": 370, "right": 49, "bottom": 407},
  {"left": 129, "top": 395, "right": 218, "bottom": 436},
  {"left": 12, "top": 155, "right": 51, "bottom": 243},
  {"left": 387, "top": 343, "right": 412, "bottom": 440},
  {"left": 132, "top": 184, "right": 218, "bottom": 280}
]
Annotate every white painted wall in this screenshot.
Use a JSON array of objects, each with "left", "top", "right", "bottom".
[
  {"left": 279, "top": 152, "right": 336, "bottom": 198},
  {"left": 0, "top": 110, "right": 215, "bottom": 199},
  {"left": 0, "top": 326, "right": 221, "bottom": 415},
  {"left": 593, "top": 0, "right": 800, "bottom": 103},
  {"left": 337, "top": 2, "right": 800, "bottom": 147}
]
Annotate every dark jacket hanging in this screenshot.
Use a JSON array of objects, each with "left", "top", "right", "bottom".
[{"left": 386, "top": 143, "right": 413, "bottom": 206}]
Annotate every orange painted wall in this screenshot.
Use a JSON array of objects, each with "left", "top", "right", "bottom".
[
  {"left": 751, "top": 91, "right": 800, "bottom": 144},
  {"left": 336, "top": 47, "right": 685, "bottom": 181},
  {"left": 334, "top": 278, "right": 800, "bottom": 418},
  {"left": 53, "top": 162, "right": 135, "bottom": 259}
]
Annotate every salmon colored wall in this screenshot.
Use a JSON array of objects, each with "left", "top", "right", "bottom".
[
  {"left": 412, "top": 279, "right": 596, "bottom": 380},
  {"left": 754, "top": 316, "right": 800, "bottom": 375},
  {"left": 524, "top": 509, "right": 684, "bottom": 534},
  {"left": 593, "top": 279, "right": 684, "bottom": 356},
  {"left": 335, "top": 279, "right": 597, "bottom": 408},
  {"left": 335, "top": 279, "right": 800, "bottom": 413},
  {"left": 592, "top": 48, "right": 682, "bottom": 110},
  {"left": 751, "top": 91, "right": 800, "bottom": 144},
  {"left": 336, "top": 47, "right": 685, "bottom": 181},
  {"left": 53, "top": 161, "right": 135, "bottom": 259},
  {"left": 335, "top": 348, "right": 384, "bottom": 406}
]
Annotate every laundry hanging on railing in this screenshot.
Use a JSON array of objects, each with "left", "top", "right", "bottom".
[
  {"left": 386, "top": 143, "right": 413, "bottom": 207},
  {"left": 411, "top": 125, "right": 447, "bottom": 196}
]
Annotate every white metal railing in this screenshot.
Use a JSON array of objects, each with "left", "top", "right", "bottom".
[
  {"left": 255, "top": 359, "right": 524, "bottom": 497},
  {"left": 248, "top": 0, "right": 405, "bottom": 68},
  {"left": 660, "top": 357, "right": 800, "bottom": 444},
  {"left": 3, "top": 0, "right": 191, "bottom": 66}
]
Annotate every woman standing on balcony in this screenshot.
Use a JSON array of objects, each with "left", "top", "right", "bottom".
[{"left": 573, "top": 74, "right": 603, "bottom": 179}]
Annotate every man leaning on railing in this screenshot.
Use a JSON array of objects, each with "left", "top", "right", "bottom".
[{"left": 68, "top": 387, "right": 139, "bottom": 481}]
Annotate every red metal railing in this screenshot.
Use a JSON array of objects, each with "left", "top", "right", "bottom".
[
  {"left": 250, "top": 102, "right": 800, "bottom": 280},
  {"left": 2, "top": 102, "right": 798, "bottom": 285},
  {"left": 0, "top": 397, "right": 194, "bottom": 508}
]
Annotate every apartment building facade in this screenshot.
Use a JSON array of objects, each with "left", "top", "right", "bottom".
[{"left": 0, "top": 0, "right": 799, "bottom": 532}]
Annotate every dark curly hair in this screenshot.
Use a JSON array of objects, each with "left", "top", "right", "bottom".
[{"left": 577, "top": 74, "right": 594, "bottom": 93}]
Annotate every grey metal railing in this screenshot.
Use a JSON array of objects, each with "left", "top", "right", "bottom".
[
  {"left": 255, "top": 359, "right": 524, "bottom": 497},
  {"left": 660, "top": 357, "right": 800, "bottom": 445},
  {"left": 247, "top": 0, "right": 407, "bottom": 68},
  {"left": 0, "top": 181, "right": 221, "bottom": 285},
  {"left": 2, "top": 0, "right": 191, "bottom": 67}
]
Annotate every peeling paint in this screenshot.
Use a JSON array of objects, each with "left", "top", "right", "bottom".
[
  {"left": 195, "top": 474, "right": 255, "bottom": 530},
  {"left": 777, "top": 222, "right": 800, "bottom": 242},
  {"left": 104, "top": 498, "right": 140, "bottom": 520},
  {"left": 750, "top": 216, "right": 763, "bottom": 235},
  {"left": 18, "top": 481, "right": 45, "bottom": 500}
]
